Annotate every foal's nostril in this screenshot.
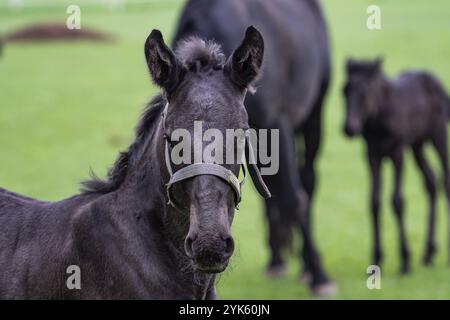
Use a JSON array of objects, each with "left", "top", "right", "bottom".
[{"left": 223, "top": 235, "right": 235, "bottom": 257}]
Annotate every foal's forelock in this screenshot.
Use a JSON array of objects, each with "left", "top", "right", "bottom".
[{"left": 175, "top": 37, "right": 226, "bottom": 71}]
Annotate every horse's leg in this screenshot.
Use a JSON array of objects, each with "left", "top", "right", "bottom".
[
  {"left": 258, "top": 116, "right": 296, "bottom": 278},
  {"left": 265, "top": 197, "right": 287, "bottom": 277},
  {"left": 367, "top": 147, "right": 383, "bottom": 267},
  {"left": 298, "top": 95, "right": 324, "bottom": 284},
  {"left": 391, "top": 146, "right": 410, "bottom": 274},
  {"left": 431, "top": 123, "right": 450, "bottom": 264},
  {"left": 280, "top": 115, "right": 334, "bottom": 295},
  {"left": 256, "top": 120, "right": 291, "bottom": 277},
  {"left": 412, "top": 143, "right": 437, "bottom": 265},
  {"left": 270, "top": 115, "right": 332, "bottom": 295},
  {"left": 295, "top": 197, "right": 336, "bottom": 296}
]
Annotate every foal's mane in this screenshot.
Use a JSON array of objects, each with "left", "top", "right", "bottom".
[{"left": 81, "top": 37, "right": 225, "bottom": 194}]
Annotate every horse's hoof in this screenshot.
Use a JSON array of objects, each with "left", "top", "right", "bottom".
[
  {"left": 312, "top": 281, "right": 338, "bottom": 298},
  {"left": 266, "top": 265, "right": 288, "bottom": 278},
  {"left": 299, "top": 271, "right": 312, "bottom": 284}
]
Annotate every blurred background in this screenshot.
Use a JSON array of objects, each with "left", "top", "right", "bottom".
[{"left": 1, "top": 0, "right": 450, "bottom": 299}]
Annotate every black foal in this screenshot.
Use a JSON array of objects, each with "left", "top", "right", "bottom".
[{"left": 344, "top": 58, "right": 450, "bottom": 273}]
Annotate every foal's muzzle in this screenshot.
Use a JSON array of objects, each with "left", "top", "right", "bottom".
[
  {"left": 344, "top": 125, "right": 356, "bottom": 137},
  {"left": 344, "top": 121, "right": 361, "bottom": 137},
  {"left": 185, "top": 233, "right": 235, "bottom": 273}
]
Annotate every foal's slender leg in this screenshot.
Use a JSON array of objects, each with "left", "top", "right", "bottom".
[
  {"left": 412, "top": 143, "right": 437, "bottom": 265},
  {"left": 431, "top": 124, "right": 450, "bottom": 263},
  {"left": 391, "top": 147, "right": 411, "bottom": 274},
  {"left": 367, "top": 147, "right": 383, "bottom": 267}
]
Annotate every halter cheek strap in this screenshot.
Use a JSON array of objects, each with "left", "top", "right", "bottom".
[{"left": 162, "top": 103, "right": 269, "bottom": 212}]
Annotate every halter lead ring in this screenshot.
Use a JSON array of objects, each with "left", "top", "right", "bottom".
[{"left": 162, "top": 103, "right": 270, "bottom": 212}]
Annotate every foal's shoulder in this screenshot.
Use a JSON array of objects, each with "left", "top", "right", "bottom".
[{"left": 69, "top": 192, "right": 121, "bottom": 236}]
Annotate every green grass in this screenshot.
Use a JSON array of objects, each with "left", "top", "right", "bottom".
[{"left": 1, "top": 0, "right": 450, "bottom": 299}]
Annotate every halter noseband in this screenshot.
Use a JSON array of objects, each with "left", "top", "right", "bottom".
[{"left": 161, "top": 103, "right": 270, "bottom": 212}]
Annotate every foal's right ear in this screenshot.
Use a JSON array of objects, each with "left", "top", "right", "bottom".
[{"left": 145, "top": 29, "right": 185, "bottom": 94}]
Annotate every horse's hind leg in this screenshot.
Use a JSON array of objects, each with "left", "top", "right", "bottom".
[
  {"left": 269, "top": 115, "right": 333, "bottom": 295},
  {"left": 391, "top": 146, "right": 411, "bottom": 274},
  {"left": 257, "top": 121, "right": 290, "bottom": 277},
  {"left": 280, "top": 115, "right": 334, "bottom": 295},
  {"left": 412, "top": 143, "right": 438, "bottom": 265},
  {"left": 297, "top": 77, "right": 328, "bottom": 284},
  {"left": 265, "top": 198, "right": 288, "bottom": 277},
  {"left": 431, "top": 123, "right": 450, "bottom": 264}
]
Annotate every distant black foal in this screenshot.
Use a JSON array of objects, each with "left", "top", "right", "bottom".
[{"left": 344, "top": 58, "right": 450, "bottom": 273}]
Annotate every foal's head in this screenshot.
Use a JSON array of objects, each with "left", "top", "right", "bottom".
[
  {"left": 343, "top": 58, "right": 384, "bottom": 137},
  {"left": 145, "top": 27, "right": 264, "bottom": 273}
]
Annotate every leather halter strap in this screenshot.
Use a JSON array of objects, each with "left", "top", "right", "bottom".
[{"left": 161, "top": 103, "right": 269, "bottom": 212}]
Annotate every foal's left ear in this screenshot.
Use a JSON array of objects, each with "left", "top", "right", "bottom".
[
  {"left": 225, "top": 26, "right": 264, "bottom": 94},
  {"left": 145, "top": 29, "right": 185, "bottom": 94}
]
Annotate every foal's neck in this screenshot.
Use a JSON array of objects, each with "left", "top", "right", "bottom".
[
  {"left": 121, "top": 114, "right": 188, "bottom": 255},
  {"left": 121, "top": 124, "right": 166, "bottom": 206},
  {"left": 367, "top": 75, "right": 390, "bottom": 122}
]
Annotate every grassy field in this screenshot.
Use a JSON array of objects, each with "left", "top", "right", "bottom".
[{"left": 1, "top": 0, "right": 450, "bottom": 299}]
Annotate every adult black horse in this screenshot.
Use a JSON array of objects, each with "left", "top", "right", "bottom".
[
  {"left": 173, "top": 0, "right": 334, "bottom": 294},
  {"left": 0, "top": 27, "right": 268, "bottom": 299}
]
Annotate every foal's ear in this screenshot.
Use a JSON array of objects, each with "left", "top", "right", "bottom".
[
  {"left": 145, "top": 29, "right": 185, "bottom": 93},
  {"left": 225, "top": 26, "right": 264, "bottom": 94}
]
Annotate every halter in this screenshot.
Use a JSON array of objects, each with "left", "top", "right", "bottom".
[{"left": 161, "top": 103, "right": 271, "bottom": 212}]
